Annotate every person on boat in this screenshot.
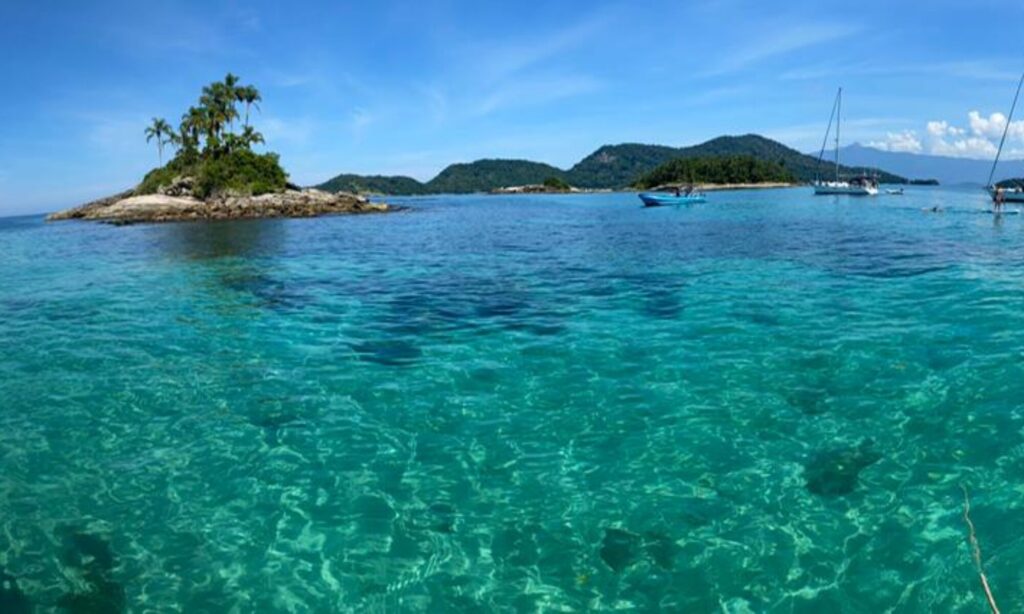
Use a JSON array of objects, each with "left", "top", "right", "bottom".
[
  {"left": 995, "top": 187, "right": 1006, "bottom": 212},
  {"left": 673, "top": 186, "right": 681, "bottom": 197}
]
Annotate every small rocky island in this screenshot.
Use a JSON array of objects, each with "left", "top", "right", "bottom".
[{"left": 48, "top": 74, "right": 391, "bottom": 225}]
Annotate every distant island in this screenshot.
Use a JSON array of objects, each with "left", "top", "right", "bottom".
[
  {"left": 633, "top": 155, "right": 795, "bottom": 190},
  {"left": 909, "top": 179, "right": 940, "bottom": 186},
  {"left": 316, "top": 134, "right": 907, "bottom": 196},
  {"left": 48, "top": 74, "right": 390, "bottom": 224}
]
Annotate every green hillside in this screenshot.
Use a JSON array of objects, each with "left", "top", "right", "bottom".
[
  {"left": 634, "top": 155, "right": 796, "bottom": 189},
  {"left": 566, "top": 144, "right": 680, "bottom": 189},
  {"left": 316, "top": 173, "right": 427, "bottom": 195},
  {"left": 680, "top": 135, "right": 904, "bottom": 184},
  {"left": 425, "top": 159, "right": 566, "bottom": 194},
  {"left": 315, "top": 134, "right": 907, "bottom": 195}
]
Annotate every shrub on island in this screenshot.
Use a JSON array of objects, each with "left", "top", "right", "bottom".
[{"left": 137, "top": 74, "right": 288, "bottom": 199}]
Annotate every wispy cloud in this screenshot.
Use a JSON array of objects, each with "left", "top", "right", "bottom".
[
  {"left": 701, "top": 21, "right": 861, "bottom": 77},
  {"left": 780, "top": 59, "right": 1021, "bottom": 82},
  {"left": 474, "top": 75, "right": 603, "bottom": 116},
  {"left": 465, "top": 13, "right": 613, "bottom": 81},
  {"left": 350, "top": 108, "right": 374, "bottom": 141},
  {"left": 261, "top": 116, "right": 316, "bottom": 146}
]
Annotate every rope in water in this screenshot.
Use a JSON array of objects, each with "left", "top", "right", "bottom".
[{"left": 961, "top": 485, "right": 1000, "bottom": 614}]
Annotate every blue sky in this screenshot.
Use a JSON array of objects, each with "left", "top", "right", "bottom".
[{"left": 2, "top": 0, "right": 1024, "bottom": 215}]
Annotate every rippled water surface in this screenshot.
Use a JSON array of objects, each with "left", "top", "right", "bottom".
[{"left": 3, "top": 187, "right": 1024, "bottom": 612}]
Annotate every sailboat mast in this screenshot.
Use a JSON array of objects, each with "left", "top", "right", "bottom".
[
  {"left": 816, "top": 88, "right": 841, "bottom": 184},
  {"left": 835, "top": 87, "right": 842, "bottom": 183},
  {"left": 988, "top": 71, "right": 1024, "bottom": 188}
]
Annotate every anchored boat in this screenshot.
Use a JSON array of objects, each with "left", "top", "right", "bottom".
[
  {"left": 986, "top": 69, "right": 1024, "bottom": 205},
  {"left": 812, "top": 88, "right": 879, "bottom": 196},
  {"left": 639, "top": 192, "right": 707, "bottom": 207}
]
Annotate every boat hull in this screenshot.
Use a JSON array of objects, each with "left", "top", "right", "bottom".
[
  {"left": 813, "top": 183, "right": 879, "bottom": 196},
  {"left": 988, "top": 187, "right": 1024, "bottom": 203},
  {"left": 638, "top": 193, "right": 706, "bottom": 207}
]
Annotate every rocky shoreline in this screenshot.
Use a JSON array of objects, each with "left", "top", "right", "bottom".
[{"left": 47, "top": 188, "right": 391, "bottom": 225}]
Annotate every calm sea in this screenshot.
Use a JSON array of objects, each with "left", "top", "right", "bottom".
[{"left": 1, "top": 187, "right": 1023, "bottom": 612}]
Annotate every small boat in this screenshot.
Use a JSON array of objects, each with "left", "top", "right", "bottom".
[
  {"left": 886, "top": 188, "right": 904, "bottom": 195},
  {"left": 639, "top": 192, "right": 706, "bottom": 207},
  {"left": 812, "top": 88, "right": 878, "bottom": 197}
]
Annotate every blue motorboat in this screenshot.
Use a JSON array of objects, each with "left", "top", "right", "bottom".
[{"left": 638, "top": 192, "right": 706, "bottom": 207}]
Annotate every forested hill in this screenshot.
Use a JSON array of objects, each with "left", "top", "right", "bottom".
[
  {"left": 315, "top": 134, "right": 905, "bottom": 195},
  {"left": 425, "top": 159, "right": 566, "bottom": 194},
  {"left": 316, "top": 174, "right": 428, "bottom": 195}
]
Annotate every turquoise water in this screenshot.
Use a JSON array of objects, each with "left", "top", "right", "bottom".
[{"left": 2, "top": 187, "right": 1024, "bottom": 612}]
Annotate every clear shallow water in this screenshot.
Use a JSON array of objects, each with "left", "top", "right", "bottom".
[{"left": 1, "top": 187, "right": 1024, "bottom": 612}]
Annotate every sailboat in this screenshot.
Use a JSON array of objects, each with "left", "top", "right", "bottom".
[
  {"left": 986, "top": 70, "right": 1024, "bottom": 204},
  {"left": 813, "top": 87, "right": 879, "bottom": 196}
]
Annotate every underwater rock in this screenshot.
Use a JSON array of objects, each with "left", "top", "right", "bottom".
[
  {"left": 642, "top": 532, "right": 677, "bottom": 570},
  {"left": 351, "top": 339, "right": 423, "bottom": 366},
  {"left": 600, "top": 528, "right": 641, "bottom": 573},
  {"left": 0, "top": 568, "right": 31, "bottom": 614},
  {"left": 57, "top": 577, "right": 126, "bottom": 614},
  {"left": 804, "top": 441, "right": 882, "bottom": 496},
  {"left": 786, "top": 387, "right": 830, "bottom": 416},
  {"left": 60, "top": 531, "right": 115, "bottom": 572},
  {"left": 426, "top": 503, "right": 458, "bottom": 534},
  {"left": 57, "top": 530, "right": 126, "bottom": 614}
]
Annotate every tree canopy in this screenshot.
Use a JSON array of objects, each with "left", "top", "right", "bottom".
[
  {"left": 139, "top": 74, "right": 287, "bottom": 198},
  {"left": 634, "top": 155, "right": 796, "bottom": 189}
]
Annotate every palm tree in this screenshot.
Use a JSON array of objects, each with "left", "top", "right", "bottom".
[
  {"left": 144, "top": 117, "right": 174, "bottom": 165},
  {"left": 180, "top": 106, "right": 205, "bottom": 154},
  {"left": 240, "top": 125, "right": 264, "bottom": 149},
  {"left": 238, "top": 85, "right": 262, "bottom": 128},
  {"left": 223, "top": 73, "right": 241, "bottom": 132}
]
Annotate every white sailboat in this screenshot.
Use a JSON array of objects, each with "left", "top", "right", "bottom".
[
  {"left": 813, "top": 87, "right": 879, "bottom": 196},
  {"left": 986, "top": 70, "right": 1024, "bottom": 204}
]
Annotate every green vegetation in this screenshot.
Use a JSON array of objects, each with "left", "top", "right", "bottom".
[
  {"left": 144, "top": 118, "right": 175, "bottom": 165},
  {"left": 137, "top": 74, "right": 287, "bottom": 198},
  {"left": 634, "top": 155, "right": 795, "bottom": 189},
  {"left": 542, "top": 176, "right": 571, "bottom": 191},
  {"left": 316, "top": 134, "right": 907, "bottom": 195},
  {"left": 566, "top": 144, "right": 681, "bottom": 189},
  {"left": 425, "top": 159, "right": 567, "bottom": 194},
  {"left": 317, "top": 174, "right": 428, "bottom": 195}
]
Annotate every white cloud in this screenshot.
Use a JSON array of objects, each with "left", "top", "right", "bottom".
[
  {"left": 926, "top": 120, "right": 964, "bottom": 138},
  {"left": 916, "top": 110, "right": 1024, "bottom": 158},
  {"left": 867, "top": 130, "right": 922, "bottom": 153},
  {"left": 929, "top": 136, "right": 998, "bottom": 158},
  {"left": 967, "top": 111, "right": 1024, "bottom": 140}
]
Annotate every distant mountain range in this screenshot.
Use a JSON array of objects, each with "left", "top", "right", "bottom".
[
  {"left": 830, "top": 144, "right": 1024, "bottom": 186},
  {"left": 315, "top": 134, "right": 906, "bottom": 195}
]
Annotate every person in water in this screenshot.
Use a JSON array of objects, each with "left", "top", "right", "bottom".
[{"left": 995, "top": 187, "right": 1006, "bottom": 213}]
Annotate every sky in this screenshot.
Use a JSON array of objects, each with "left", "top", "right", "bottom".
[{"left": 2, "top": 0, "right": 1024, "bottom": 215}]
